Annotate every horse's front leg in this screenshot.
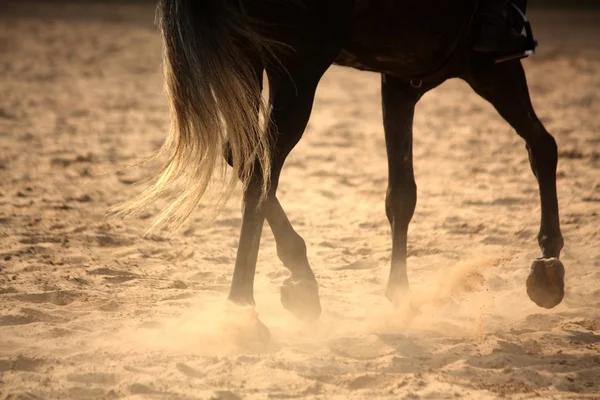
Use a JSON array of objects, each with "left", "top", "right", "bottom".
[
  {"left": 467, "top": 60, "right": 565, "bottom": 309},
  {"left": 381, "top": 74, "right": 422, "bottom": 304}
]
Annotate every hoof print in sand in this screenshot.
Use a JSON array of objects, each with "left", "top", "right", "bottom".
[
  {"left": 88, "top": 267, "right": 139, "bottom": 283},
  {"left": 328, "top": 335, "right": 395, "bottom": 360}
]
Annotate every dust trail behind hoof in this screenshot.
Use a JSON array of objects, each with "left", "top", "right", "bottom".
[{"left": 364, "top": 255, "right": 506, "bottom": 337}]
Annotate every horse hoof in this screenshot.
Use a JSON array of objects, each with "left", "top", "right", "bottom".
[
  {"left": 280, "top": 278, "right": 321, "bottom": 321},
  {"left": 385, "top": 283, "right": 408, "bottom": 308},
  {"left": 225, "top": 301, "right": 271, "bottom": 344},
  {"left": 526, "top": 257, "right": 565, "bottom": 309},
  {"left": 252, "top": 316, "right": 271, "bottom": 343}
]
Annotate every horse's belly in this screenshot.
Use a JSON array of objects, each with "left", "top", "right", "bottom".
[{"left": 335, "top": 0, "right": 476, "bottom": 77}]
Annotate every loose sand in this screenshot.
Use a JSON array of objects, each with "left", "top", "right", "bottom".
[{"left": 1, "top": 2, "right": 599, "bottom": 399}]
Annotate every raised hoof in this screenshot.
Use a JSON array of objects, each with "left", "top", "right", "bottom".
[
  {"left": 280, "top": 278, "right": 321, "bottom": 321},
  {"left": 526, "top": 257, "right": 565, "bottom": 309}
]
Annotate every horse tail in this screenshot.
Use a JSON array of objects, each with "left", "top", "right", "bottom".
[{"left": 115, "top": 0, "right": 272, "bottom": 231}]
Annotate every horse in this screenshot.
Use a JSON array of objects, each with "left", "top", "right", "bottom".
[{"left": 119, "top": 0, "right": 565, "bottom": 323}]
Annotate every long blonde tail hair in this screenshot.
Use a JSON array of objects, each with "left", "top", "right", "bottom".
[{"left": 113, "top": 0, "right": 272, "bottom": 231}]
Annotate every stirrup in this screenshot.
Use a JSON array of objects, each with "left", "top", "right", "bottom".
[{"left": 494, "top": 2, "right": 538, "bottom": 64}]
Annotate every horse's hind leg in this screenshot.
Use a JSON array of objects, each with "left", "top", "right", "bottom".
[
  {"left": 224, "top": 161, "right": 318, "bottom": 318},
  {"left": 266, "top": 198, "right": 319, "bottom": 319},
  {"left": 381, "top": 74, "right": 421, "bottom": 304},
  {"left": 226, "top": 0, "right": 354, "bottom": 320},
  {"left": 467, "top": 60, "right": 564, "bottom": 309},
  {"left": 228, "top": 65, "right": 330, "bottom": 320},
  {"left": 223, "top": 69, "right": 318, "bottom": 320}
]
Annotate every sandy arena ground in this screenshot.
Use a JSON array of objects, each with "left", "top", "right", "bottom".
[{"left": 1, "top": 2, "right": 599, "bottom": 399}]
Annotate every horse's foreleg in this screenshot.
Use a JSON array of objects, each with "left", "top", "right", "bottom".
[
  {"left": 467, "top": 61, "right": 564, "bottom": 309},
  {"left": 381, "top": 74, "right": 421, "bottom": 305}
]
